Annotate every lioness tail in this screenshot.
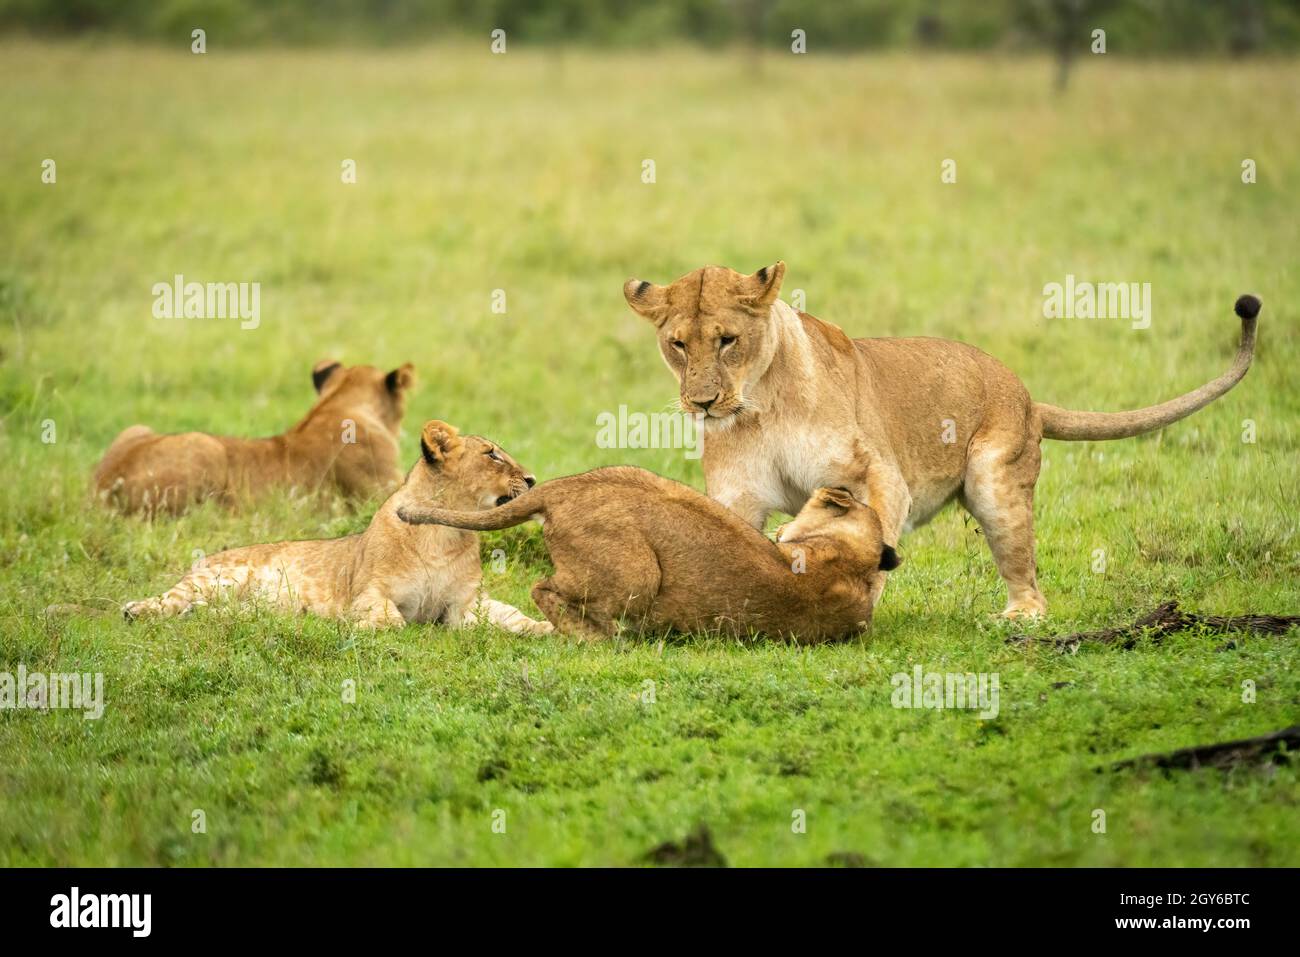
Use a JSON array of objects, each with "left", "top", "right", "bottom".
[{"left": 1036, "top": 295, "right": 1260, "bottom": 441}]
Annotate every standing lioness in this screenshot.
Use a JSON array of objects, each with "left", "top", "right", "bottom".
[
  {"left": 95, "top": 359, "right": 414, "bottom": 515},
  {"left": 398, "top": 466, "right": 901, "bottom": 642},
  {"left": 623, "top": 262, "right": 1261, "bottom": 617}
]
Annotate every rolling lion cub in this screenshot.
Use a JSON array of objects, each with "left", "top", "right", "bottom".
[
  {"left": 398, "top": 466, "right": 900, "bottom": 643},
  {"left": 123, "top": 420, "right": 552, "bottom": 634},
  {"left": 94, "top": 359, "right": 415, "bottom": 515}
]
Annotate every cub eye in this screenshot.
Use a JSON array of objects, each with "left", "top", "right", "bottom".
[
  {"left": 487, "top": 448, "right": 503, "bottom": 462},
  {"left": 719, "top": 335, "right": 737, "bottom": 349},
  {"left": 670, "top": 340, "right": 686, "bottom": 351}
]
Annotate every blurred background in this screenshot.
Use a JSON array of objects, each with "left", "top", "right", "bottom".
[{"left": 4, "top": 0, "right": 1300, "bottom": 56}]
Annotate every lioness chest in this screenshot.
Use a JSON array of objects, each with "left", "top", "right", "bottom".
[{"left": 704, "top": 402, "right": 966, "bottom": 531}]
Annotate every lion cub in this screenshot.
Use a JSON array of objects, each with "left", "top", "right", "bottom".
[
  {"left": 123, "top": 421, "right": 552, "bottom": 634},
  {"left": 398, "top": 467, "right": 900, "bottom": 642},
  {"left": 94, "top": 359, "right": 415, "bottom": 515}
]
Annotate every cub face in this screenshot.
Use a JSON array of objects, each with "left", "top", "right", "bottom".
[
  {"left": 623, "top": 262, "right": 786, "bottom": 421},
  {"left": 778, "top": 487, "right": 901, "bottom": 574},
  {"left": 311, "top": 359, "right": 416, "bottom": 431},
  {"left": 416, "top": 420, "right": 535, "bottom": 510}
]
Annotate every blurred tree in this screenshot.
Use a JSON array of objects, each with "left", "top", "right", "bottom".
[{"left": 1015, "top": 0, "right": 1121, "bottom": 92}]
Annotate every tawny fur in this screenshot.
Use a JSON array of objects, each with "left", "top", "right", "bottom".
[
  {"left": 398, "top": 467, "right": 900, "bottom": 643},
  {"left": 123, "top": 420, "right": 551, "bottom": 634},
  {"left": 624, "top": 263, "right": 1260, "bottom": 618},
  {"left": 94, "top": 359, "right": 416, "bottom": 515}
]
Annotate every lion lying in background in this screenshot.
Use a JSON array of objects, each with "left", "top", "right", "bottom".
[
  {"left": 398, "top": 466, "right": 900, "bottom": 642},
  {"left": 94, "top": 359, "right": 415, "bottom": 515},
  {"left": 123, "top": 420, "right": 551, "bottom": 633}
]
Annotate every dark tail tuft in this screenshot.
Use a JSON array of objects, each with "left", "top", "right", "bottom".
[{"left": 1234, "top": 294, "right": 1262, "bottom": 321}]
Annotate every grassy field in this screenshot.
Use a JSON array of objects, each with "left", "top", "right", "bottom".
[{"left": 1, "top": 41, "right": 1298, "bottom": 866}]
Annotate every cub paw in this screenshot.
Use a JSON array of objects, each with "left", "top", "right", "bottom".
[{"left": 121, "top": 600, "right": 152, "bottom": 621}]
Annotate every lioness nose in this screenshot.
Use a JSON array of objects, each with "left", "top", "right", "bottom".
[{"left": 695, "top": 394, "right": 719, "bottom": 412}]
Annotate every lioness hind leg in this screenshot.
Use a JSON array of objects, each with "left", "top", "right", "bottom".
[{"left": 961, "top": 441, "right": 1047, "bottom": 619}]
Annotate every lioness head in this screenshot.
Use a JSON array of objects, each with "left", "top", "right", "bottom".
[
  {"left": 311, "top": 359, "right": 416, "bottom": 431},
  {"left": 411, "top": 420, "right": 535, "bottom": 510},
  {"left": 624, "top": 262, "right": 786, "bottom": 421},
  {"left": 777, "top": 487, "right": 901, "bottom": 573}
]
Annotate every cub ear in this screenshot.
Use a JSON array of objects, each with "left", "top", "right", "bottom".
[
  {"left": 623, "top": 278, "right": 669, "bottom": 325},
  {"left": 878, "top": 545, "right": 902, "bottom": 572},
  {"left": 386, "top": 363, "right": 415, "bottom": 394},
  {"left": 420, "top": 420, "right": 462, "bottom": 466},
  {"left": 740, "top": 261, "right": 785, "bottom": 309},
  {"left": 312, "top": 359, "right": 342, "bottom": 392},
  {"left": 818, "top": 486, "right": 857, "bottom": 511}
]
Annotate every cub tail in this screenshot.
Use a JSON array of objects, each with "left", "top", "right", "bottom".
[{"left": 397, "top": 486, "right": 545, "bottom": 531}]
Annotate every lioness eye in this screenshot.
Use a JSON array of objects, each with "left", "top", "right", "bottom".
[
  {"left": 719, "top": 335, "right": 737, "bottom": 348},
  {"left": 670, "top": 340, "right": 686, "bottom": 351}
]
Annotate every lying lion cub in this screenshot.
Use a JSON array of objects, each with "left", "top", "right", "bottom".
[
  {"left": 94, "top": 359, "right": 415, "bottom": 515},
  {"left": 123, "top": 420, "right": 552, "bottom": 634},
  {"left": 398, "top": 467, "right": 900, "bottom": 642}
]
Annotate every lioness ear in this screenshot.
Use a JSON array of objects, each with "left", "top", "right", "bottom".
[
  {"left": 386, "top": 363, "right": 415, "bottom": 394},
  {"left": 879, "top": 545, "right": 902, "bottom": 572},
  {"left": 312, "top": 359, "right": 342, "bottom": 392},
  {"left": 740, "top": 261, "right": 786, "bottom": 309},
  {"left": 624, "top": 278, "right": 669, "bottom": 326},
  {"left": 420, "top": 420, "right": 462, "bottom": 466}
]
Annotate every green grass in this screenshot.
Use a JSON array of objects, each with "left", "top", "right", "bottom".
[{"left": 1, "top": 41, "right": 1298, "bottom": 866}]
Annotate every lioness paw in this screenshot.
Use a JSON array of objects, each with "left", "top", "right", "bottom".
[{"left": 999, "top": 602, "right": 1046, "bottom": 621}]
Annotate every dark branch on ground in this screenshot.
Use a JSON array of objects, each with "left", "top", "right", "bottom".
[
  {"left": 1008, "top": 600, "right": 1300, "bottom": 652},
  {"left": 1108, "top": 725, "right": 1300, "bottom": 772}
]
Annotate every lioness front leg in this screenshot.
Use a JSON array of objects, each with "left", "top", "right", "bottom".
[
  {"left": 710, "top": 487, "right": 771, "bottom": 531},
  {"left": 825, "top": 459, "right": 912, "bottom": 610},
  {"left": 820, "top": 448, "right": 912, "bottom": 537}
]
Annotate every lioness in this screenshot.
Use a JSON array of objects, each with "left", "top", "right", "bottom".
[
  {"left": 623, "top": 262, "right": 1261, "bottom": 617},
  {"left": 94, "top": 359, "right": 415, "bottom": 515},
  {"left": 123, "top": 420, "right": 551, "bottom": 633},
  {"left": 397, "top": 467, "right": 900, "bottom": 642}
]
